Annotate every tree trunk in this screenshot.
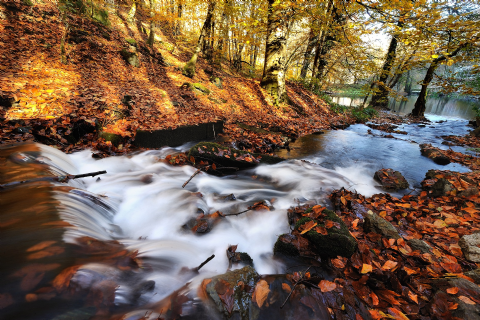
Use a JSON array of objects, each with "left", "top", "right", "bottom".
[
  {"left": 369, "top": 33, "right": 398, "bottom": 108},
  {"left": 175, "top": 1, "right": 182, "bottom": 36},
  {"left": 410, "top": 43, "right": 467, "bottom": 117},
  {"left": 404, "top": 71, "right": 413, "bottom": 95},
  {"left": 127, "top": 0, "right": 136, "bottom": 22},
  {"left": 182, "top": 0, "right": 216, "bottom": 78},
  {"left": 300, "top": 29, "right": 317, "bottom": 80},
  {"left": 147, "top": 0, "right": 155, "bottom": 47},
  {"left": 260, "top": 0, "right": 288, "bottom": 104}
]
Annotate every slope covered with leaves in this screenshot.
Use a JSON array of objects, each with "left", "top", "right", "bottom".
[{"left": 0, "top": 0, "right": 351, "bottom": 155}]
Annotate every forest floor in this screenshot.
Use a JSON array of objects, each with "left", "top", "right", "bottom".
[{"left": 0, "top": 0, "right": 355, "bottom": 157}]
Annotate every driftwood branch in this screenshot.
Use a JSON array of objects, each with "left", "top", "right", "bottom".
[
  {"left": 182, "top": 168, "right": 202, "bottom": 188},
  {"left": 223, "top": 209, "right": 250, "bottom": 217},
  {"left": 0, "top": 170, "right": 107, "bottom": 189},
  {"left": 280, "top": 266, "right": 312, "bottom": 309}
]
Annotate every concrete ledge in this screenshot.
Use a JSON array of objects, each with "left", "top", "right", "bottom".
[{"left": 134, "top": 120, "right": 224, "bottom": 148}]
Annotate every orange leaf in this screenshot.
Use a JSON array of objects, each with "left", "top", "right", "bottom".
[
  {"left": 462, "top": 207, "right": 479, "bottom": 214},
  {"left": 381, "top": 260, "right": 398, "bottom": 271},
  {"left": 371, "top": 291, "right": 379, "bottom": 306},
  {"left": 408, "top": 291, "right": 418, "bottom": 304},
  {"left": 340, "top": 196, "right": 347, "bottom": 206},
  {"left": 212, "top": 163, "right": 217, "bottom": 170},
  {"left": 331, "top": 258, "right": 345, "bottom": 268},
  {"left": 315, "top": 226, "right": 328, "bottom": 235},
  {"left": 52, "top": 266, "right": 79, "bottom": 291},
  {"left": 26, "top": 241, "right": 57, "bottom": 252},
  {"left": 282, "top": 283, "right": 291, "bottom": 293},
  {"left": 360, "top": 264, "right": 373, "bottom": 274},
  {"left": 325, "top": 220, "right": 341, "bottom": 229},
  {"left": 319, "top": 280, "right": 336, "bottom": 292},
  {"left": 197, "top": 278, "right": 212, "bottom": 300},
  {"left": 458, "top": 296, "right": 476, "bottom": 305},
  {"left": 254, "top": 279, "right": 270, "bottom": 308},
  {"left": 404, "top": 267, "right": 417, "bottom": 275},
  {"left": 352, "top": 218, "right": 359, "bottom": 229},
  {"left": 299, "top": 221, "right": 317, "bottom": 234},
  {"left": 446, "top": 287, "right": 459, "bottom": 295},
  {"left": 244, "top": 157, "right": 253, "bottom": 162}
]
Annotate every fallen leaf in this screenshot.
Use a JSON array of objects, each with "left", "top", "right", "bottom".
[
  {"left": 360, "top": 263, "right": 373, "bottom": 274},
  {"left": 408, "top": 291, "right": 418, "bottom": 304},
  {"left": 459, "top": 295, "right": 476, "bottom": 305},
  {"left": 254, "top": 279, "right": 270, "bottom": 308},
  {"left": 197, "top": 278, "right": 212, "bottom": 300},
  {"left": 282, "top": 283, "right": 291, "bottom": 293},
  {"left": 315, "top": 226, "right": 328, "bottom": 235},
  {"left": 325, "top": 220, "right": 341, "bottom": 229},
  {"left": 388, "top": 307, "right": 409, "bottom": 320},
  {"left": 319, "top": 280, "right": 336, "bottom": 292},
  {"left": 331, "top": 258, "right": 345, "bottom": 268},
  {"left": 26, "top": 241, "right": 57, "bottom": 252},
  {"left": 446, "top": 287, "right": 459, "bottom": 295},
  {"left": 381, "top": 260, "right": 398, "bottom": 271},
  {"left": 299, "top": 220, "right": 317, "bottom": 234}
]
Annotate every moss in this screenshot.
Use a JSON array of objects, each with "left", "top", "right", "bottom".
[
  {"left": 238, "top": 252, "right": 254, "bottom": 266},
  {"left": 98, "top": 131, "right": 123, "bottom": 146},
  {"left": 125, "top": 38, "right": 137, "bottom": 47},
  {"left": 192, "top": 83, "right": 210, "bottom": 94},
  {"left": 183, "top": 60, "right": 196, "bottom": 78},
  {"left": 188, "top": 142, "right": 284, "bottom": 169},
  {"left": 295, "top": 209, "right": 357, "bottom": 258}
]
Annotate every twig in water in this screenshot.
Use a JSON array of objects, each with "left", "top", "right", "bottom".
[
  {"left": 223, "top": 209, "right": 250, "bottom": 217},
  {"left": 182, "top": 168, "right": 202, "bottom": 188},
  {"left": 194, "top": 254, "right": 215, "bottom": 272},
  {"left": 0, "top": 170, "right": 107, "bottom": 188},
  {"left": 280, "top": 266, "right": 312, "bottom": 309}
]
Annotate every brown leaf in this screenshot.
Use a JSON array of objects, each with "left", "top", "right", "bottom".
[
  {"left": 299, "top": 220, "right": 317, "bottom": 234},
  {"left": 197, "top": 278, "right": 212, "bottom": 300},
  {"left": 381, "top": 260, "right": 398, "bottom": 271},
  {"left": 388, "top": 307, "right": 409, "bottom": 320},
  {"left": 331, "top": 258, "right": 345, "bottom": 268},
  {"left": 282, "top": 283, "right": 291, "bottom": 293},
  {"left": 325, "top": 220, "right": 341, "bottom": 229},
  {"left": 459, "top": 295, "right": 476, "bottom": 305},
  {"left": 253, "top": 279, "right": 270, "bottom": 308},
  {"left": 371, "top": 291, "right": 379, "bottom": 306},
  {"left": 52, "top": 266, "right": 80, "bottom": 291},
  {"left": 319, "top": 280, "right": 336, "bottom": 293},
  {"left": 408, "top": 291, "right": 418, "bottom": 304},
  {"left": 315, "top": 226, "right": 328, "bottom": 235},
  {"left": 446, "top": 287, "right": 459, "bottom": 295}
]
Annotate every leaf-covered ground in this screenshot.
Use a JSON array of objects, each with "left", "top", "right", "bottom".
[{"left": 0, "top": 0, "right": 352, "bottom": 156}]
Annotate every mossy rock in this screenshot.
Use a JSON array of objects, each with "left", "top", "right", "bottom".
[
  {"left": 205, "top": 266, "right": 258, "bottom": 319},
  {"left": 274, "top": 234, "right": 300, "bottom": 256},
  {"left": 294, "top": 210, "right": 357, "bottom": 258},
  {"left": 98, "top": 131, "right": 123, "bottom": 147},
  {"left": 210, "top": 76, "right": 223, "bottom": 89},
  {"left": 120, "top": 49, "right": 140, "bottom": 67},
  {"left": 188, "top": 142, "right": 284, "bottom": 169},
  {"left": 125, "top": 38, "right": 137, "bottom": 47},
  {"left": 182, "top": 82, "right": 210, "bottom": 95}
]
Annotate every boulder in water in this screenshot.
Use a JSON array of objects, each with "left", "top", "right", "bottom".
[
  {"left": 374, "top": 168, "right": 409, "bottom": 191},
  {"left": 459, "top": 232, "right": 480, "bottom": 263}
]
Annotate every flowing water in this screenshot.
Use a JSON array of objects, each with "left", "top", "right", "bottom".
[
  {"left": 331, "top": 95, "right": 480, "bottom": 119},
  {"left": 0, "top": 104, "right": 477, "bottom": 319}
]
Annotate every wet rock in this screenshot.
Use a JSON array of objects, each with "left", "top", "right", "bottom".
[
  {"left": 120, "top": 46, "right": 140, "bottom": 67},
  {"left": 422, "top": 170, "right": 479, "bottom": 197},
  {"left": 465, "top": 269, "right": 480, "bottom": 285},
  {"left": 431, "top": 277, "right": 480, "bottom": 320},
  {"left": 420, "top": 144, "right": 450, "bottom": 165},
  {"left": 364, "top": 210, "right": 401, "bottom": 240},
  {"left": 188, "top": 142, "right": 284, "bottom": 169},
  {"left": 204, "top": 266, "right": 258, "bottom": 319},
  {"left": 374, "top": 168, "right": 409, "bottom": 191},
  {"left": 274, "top": 232, "right": 315, "bottom": 257},
  {"left": 407, "top": 239, "right": 432, "bottom": 254},
  {"left": 294, "top": 210, "right": 357, "bottom": 258},
  {"left": 459, "top": 232, "right": 480, "bottom": 263},
  {"left": 472, "top": 126, "right": 480, "bottom": 137},
  {"left": 98, "top": 131, "right": 123, "bottom": 147},
  {"left": 13, "top": 126, "right": 31, "bottom": 134}
]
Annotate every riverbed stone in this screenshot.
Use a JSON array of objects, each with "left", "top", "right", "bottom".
[
  {"left": 459, "top": 232, "right": 480, "bottom": 263},
  {"left": 465, "top": 269, "right": 480, "bottom": 285},
  {"left": 294, "top": 210, "right": 357, "bottom": 258},
  {"left": 420, "top": 144, "right": 450, "bottom": 165},
  {"left": 274, "top": 232, "right": 315, "bottom": 257},
  {"left": 374, "top": 168, "right": 409, "bottom": 191},
  {"left": 363, "top": 210, "right": 401, "bottom": 240},
  {"left": 188, "top": 142, "right": 284, "bottom": 169},
  {"left": 205, "top": 266, "right": 258, "bottom": 319},
  {"left": 422, "top": 170, "right": 479, "bottom": 197},
  {"left": 407, "top": 239, "right": 432, "bottom": 254}
]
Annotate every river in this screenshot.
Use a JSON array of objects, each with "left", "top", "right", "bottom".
[{"left": 0, "top": 99, "right": 477, "bottom": 319}]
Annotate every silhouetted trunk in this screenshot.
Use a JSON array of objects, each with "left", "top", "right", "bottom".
[
  {"left": 404, "top": 71, "right": 413, "bottom": 95},
  {"left": 147, "top": 0, "right": 155, "bottom": 47},
  {"left": 411, "top": 44, "right": 467, "bottom": 117},
  {"left": 369, "top": 33, "right": 399, "bottom": 108},
  {"left": 260, "top": 0, "right": 288, "bottom": 104},
  {"left": 182, "top": 0, "right": 216, "bottom": 77},
  {"left": 175, "top": 1, "right": 182, "bottom": 36},
  {"left": 300, "top": 30, "right": 317, "bottom": 80}
]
